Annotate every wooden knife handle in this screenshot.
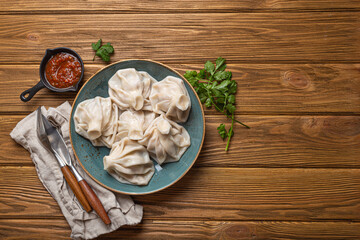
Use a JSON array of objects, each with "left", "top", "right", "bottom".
[
  {"left": 61, "top": 166, "right": 92, "bottom": 212},
  {"left": 79, "top": 180, "right": 111, "bottom": 225}
]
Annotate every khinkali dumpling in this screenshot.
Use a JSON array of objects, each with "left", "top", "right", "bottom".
[
  {"left": 149, "top": 76, "right": 191, "bottom": 123},
  {"left": 139, "top": 71, "right": 157, "bottom": 111},
  {"left": 108, "top": 68, "right": 156, "bottom": 111},
  {"left": 74, "top": 97, "right": 119, "bottom": 145},
  {"left": 138, "top": 114, "right": 191, "bottom": 165},
  {"left": 117, "top": 110, "right": 156, "bottom": 140},
  {"left": 90, "top": 100, "right": 120, "bottom": 148},
  {"left": 103, "top": 137, "right": 155, "bottom": 185}
]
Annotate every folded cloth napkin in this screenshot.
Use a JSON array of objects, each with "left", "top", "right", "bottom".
[{"left": 10, "top": 102, "right": 143, "bottom": 240}]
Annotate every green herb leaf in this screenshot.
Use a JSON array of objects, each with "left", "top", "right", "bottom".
[
  {"left": 183, "top": 58, "right": 249, "bottom": 151},
  {"left": 96, "top": 48, "right": 110, "bottom": 62},
  {"left": 102, "top": 43, "right": 114, "bottom": 54},
  {"left": 211, "top": 88, "right": 222, "bottom": 98},
  {"left": 228, "top": 81, "right": 237, "bottom": 94},
  {"left": 204, "top": 61, "right": 215, "bottom": 75},
  {"left": 228, "top": 94, "right": 235, "bottom": 104},
  {"left": 198, "top": 69, "right": 206, "bottom": 79},
  {"left": 188, "top": 79, "right": 199, "bottom": 87},
  {"left": 224, "top": 71, "right": 232, "bottom": 80},
  {"left": 92, "top": 39, "right": 102, "bottom": 51},
  {"left": 226, "top": 103, "right": 236, "bottom": 114},
  {"left": 217, "top": 124, "right": 228, "bottom": 139},
  {"left": 205, "top": 98, "right": 212, "bottom": 108},
  {"left": 217, "top": 64, "right": 227, "bottom": 72},
  {"left": 215, "top": 57, "right": 226, "bottom": 71},
  {"left": 92, "top": 39, "right": 114, "bottom": 62},
  {"left": 214, "top": 71, "right": 227, "bottom": 81},
  {"left": 215, "top": 80, "right": 231, "bottom": 92},
  {"left": 184, "top": 70, "right": 197, "bottom": 80},
  {"left": 217, "top": 97, "right": 225, "bottom": 104},
  {"left": 198, "top": 93, "right": 207, "bottom": 103}
]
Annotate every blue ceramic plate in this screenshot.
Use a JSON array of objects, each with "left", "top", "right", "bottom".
[{"left": 70, "top": 60, "right": 205, "bottom": 195}]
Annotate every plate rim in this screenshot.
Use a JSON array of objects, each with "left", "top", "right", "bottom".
[{"left": 69, "top": 59, "right": 205, "bottom": 195}]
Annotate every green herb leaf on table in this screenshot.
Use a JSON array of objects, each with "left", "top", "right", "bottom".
[
  {"left": 217, "top": 124, "right": 228, "bottom": 140},
  {"left": 91, "top": 39, "right": 102, "bottom": 51},
  {"left": 204, "top": 61, "right": 215, "bottom": 75},
  {"left": 215, "top": 57, "right": 226, "bottom": 71},
  {"left": 184, "top": 57, "right": 250, "bottom": 151},
  {"left": 92, "top": 39, "right": 114, "bottom": 62}
]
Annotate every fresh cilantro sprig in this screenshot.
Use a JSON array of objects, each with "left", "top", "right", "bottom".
[
  {"left": 92, "top": 39, "right": 114, "bottom": 62},
  {"left": 184, "top": 57, "right": 249, "bottom": 151}
]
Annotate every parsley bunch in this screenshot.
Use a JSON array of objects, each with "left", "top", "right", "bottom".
[
  {"left": 184, "top": 57, "right": 249, "bottom": 151},
  {"left": 92, "top": 39, "right": 114, "bottom": 62}
]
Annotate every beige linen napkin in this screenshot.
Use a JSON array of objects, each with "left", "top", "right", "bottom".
[{"left": 10, "top": 102, "right": 143, "bottom": 240}]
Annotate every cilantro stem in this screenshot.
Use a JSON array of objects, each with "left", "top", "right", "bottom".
[
  {"left": 233, "top": 118, "right": 250, "bottom": 129},
  {"left": 225, "top": 114, "right": 235, "bottom": 151},
  {"left": 206, "top": 90, "right": 250, "bottom": 129},
  {"left": 206, "top": 90, "right": 223, "bottom": 111}
]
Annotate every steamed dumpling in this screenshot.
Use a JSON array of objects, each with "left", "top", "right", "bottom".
[
  {"left": 149, "top": 76, "right": 191, "bottom": 122},
  {"left": 138, "top": 114, "right": 191, "bottom": 165},
  {"left": 117, "top": 110, "right": 156, "bottom": 140},
  {"left": 103, "top": 137, "right": 155, "bottom": 185},
  {"left": 74, "top": 97, "right": 118, "bottom": 144},
  {"left": 108, "top": 68, "right": 156, "bottom": 111},
  {"left": 139, "top": 71, "right": 157, "bottom": 111},
  {"left": 89, "top": 100, "right": 120, "bottom": 148}
]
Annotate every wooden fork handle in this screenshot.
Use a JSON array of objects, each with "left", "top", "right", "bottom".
[
  {"left": 61, "top": 165, "right": 92, "bottom": 212},
  {"left": 79, "top": 180, "right": 111, "bottom": 225}
]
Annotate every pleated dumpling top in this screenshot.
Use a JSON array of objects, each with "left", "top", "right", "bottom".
[
  {"left": 103, "top": 137, "right": 155, "bottom": 186},
  {"left": 108, "top": 68, "right": 156, "bottom": 111},
  {"left": 149, "top": 76, "right": 191, "bottom": 123},
  {"left": 74, "top": 97, "right": 119, "bottom": 145},
  {"left": 138, "top": 114, "right": 191, "bottom": 165}
]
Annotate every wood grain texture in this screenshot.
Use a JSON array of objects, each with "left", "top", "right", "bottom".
[
  {"left": 0, "top": 13, "right": 359, "bottom": 64},
  {"left": 0, "top": 166, "right": 359, "bottom": 221},
  {"left": 1, "top": 63, "right": 360, "bottom": 114},
  {"left": 0, "top": 219, "right": 359, "bottom": 240},
  {"left": 1, "top": 1, "right": 359, "bottom": 239},
  {"left": 1, "top": 0, "right": 360, "bottom": 13},
  {"left": 3, "top": 115, "right": 360, "bottom": 168}
]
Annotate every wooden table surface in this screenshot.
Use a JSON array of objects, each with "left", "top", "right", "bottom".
[{"left": 1, "top": 1, "right": 360, "bottom": 239}]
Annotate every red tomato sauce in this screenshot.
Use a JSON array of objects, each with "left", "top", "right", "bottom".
[{"left": 45, "top": 52, "right": 82, "bottom": 88}]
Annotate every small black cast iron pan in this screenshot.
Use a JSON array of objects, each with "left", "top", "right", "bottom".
[{"left": 20, "top": 47, "right": 84, "bottom": 102}]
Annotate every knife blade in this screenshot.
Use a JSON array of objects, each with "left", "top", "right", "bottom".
[
  {"left": 36, "top": 107, "right": 111, "bottom": 224},
  {"left": 36, "top": 107, "right": 91, "bottom": 212}
]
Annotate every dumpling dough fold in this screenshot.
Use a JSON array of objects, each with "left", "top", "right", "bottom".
[
  {"left": 117, "top": 110, "right": 156, "bottom": 141},
  {"left": 74, "top": 97, "right": 119, "bottom": 147},
  {"left": 108, "top": 68, "right": 156, "bottom": 111},
  {"left": 103, "top": 137, "right": 155, "bottom": 185},
  {"left": 138, "top": 114, "right": 191, "bottom": 165},
  {"left": 149, "top": 76, "right": 191, "bottom": 123}
]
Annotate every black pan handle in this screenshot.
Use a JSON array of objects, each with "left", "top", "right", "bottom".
[{"left": 20, "top": 81, "right": 45, "bottom": 102}]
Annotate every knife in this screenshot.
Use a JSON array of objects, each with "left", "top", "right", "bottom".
[{"left": 36, "top": 108, "right": 111, "bottom": 224}]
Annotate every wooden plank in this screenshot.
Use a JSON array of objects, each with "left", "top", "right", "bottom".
[
  {"left": 0, "top": 219, "right": 360, "bottom": 240},
  {"left": 1, "top": 63, "right": 360, "bottom": 114},
  {"left": 3, "top": 115, "right": 360, "bottom": 168},
  {"left": 0, "top": 13, "right": 359, "bottom": 63},
  {"left": 1, "top": 0, "right": 360, "bottom": 13},
  {"left": 0, "top": 166, "right": 359, "bottom": 220},
  {"left": 0, "top": 219, "right": 70, "bottom": 240}
]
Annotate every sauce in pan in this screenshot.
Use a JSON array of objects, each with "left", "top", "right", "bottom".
[{"left": 45, "top": 52, "right": 82, "bottom": 88}]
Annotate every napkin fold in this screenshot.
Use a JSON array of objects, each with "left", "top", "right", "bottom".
[{"left": 10, "top": 102, "right": 143, "bottom": 240}]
